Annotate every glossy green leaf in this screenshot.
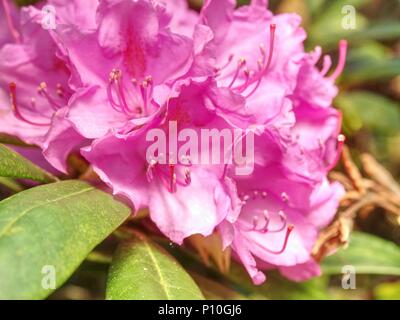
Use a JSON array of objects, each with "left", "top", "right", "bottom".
[
  {"left": 0, "top": 144, "right": 57, "bottom": 183},
  {"left": 0, "top": 180, "right": 131, "bottom": 299},
  {"left": 155, "top": 237, "right": 328, "bottom": 299},
  {"left": 322, "top": 232, "right": 400, "bottom": 275},
  {"left": 106, "top": 235, "right": 204, "bottom": 300}
]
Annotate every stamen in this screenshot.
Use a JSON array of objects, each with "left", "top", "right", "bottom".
[
  {"left": 257, "top": 58, "right": 263, "bottom": 71},
  {"left": 243, "top": 205, "right": 288, "bottom": 234},
  {"left": 215, "top": 54, "right": 234, "bottom": 74},
  {"left": 107, "top": 69, "right": 124, "bottom": 112},
  {"left": 252, "top": 216, "right": 260, "bottom": 230},
  {"left": 110, "top": 69, "right": 131, "bottom": 114},
  {"left": 37, "top": 82, "right": 63, "bottom": 111},
  {"left": 257, "top": 209, "right": 270, "bottom": 232},
  {"left": 116, "top": 75, "right": 131, "bottom": 114},
  {"left": 9, "top": 83, "right": 50, "bottom": 126},
  {"left": 329, "top": 40, "right": 347, "bottom": 81},
  {"left": 259, "top": 224, "right": 294, "bottom": 254},
  {"left": 228, "top": 58, "right": 246, "bottom": 88},
  {"left": 267, "top": 210, "right": 287, "bottom": 233},
  {"left": 327, "top": 134, "right": 346, "bottom": 170},
  {"left": 242, "top": 24, "right": 276, "bottom": 97},
  {"left": 56, "top": 83, "right": 65, "bottom": 98},
  {"left": 146, "top": 159, "right": 157, "bottom": 182},
  {"left": 320, "top": 55, "right": 332, "bottom": 76},
  {"left": 281, "top": 192, "right": 289, "bottom": 203},
  {"left": 240, "top": 68, "right": 251, "bottom": 89},
  {"left": 221, "top": 163, "right": 229, "bottom": 179},
  {"left": 259, "top": 44, "right": 266, "bottom": 57},
  {"left": 146, "top": 159, "right": 191, "bottom": 193},
  {"left": 140, "top": 76, "right": 153, "bottom": 116},
  {"left": 1, "top": 0, "right": 21, "bottom": 44},
  {"left": 261, "top": 191, "right": 267, "bottom": 198},
  {"left": 184, "top": 168, "right": 191, "bottom": 185},
  {"left": 30, "top": 97, "right": 36, "bottom": 110},
  {"left": 169, "top": 162, "right": 177, "bottom": 193},
  {"left": 145, "top": 75, "right": 153, "bottom": 86}
]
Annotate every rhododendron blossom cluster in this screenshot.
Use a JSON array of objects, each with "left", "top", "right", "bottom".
[{"left": 0, "top": 0, "right": 347, "bottom": 284}]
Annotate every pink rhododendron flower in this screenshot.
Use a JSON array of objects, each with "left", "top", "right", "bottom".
[
  {"left": 0, "top": 1, "right": 89, "bottom": 172},
  {"left": 82, "top": 78, "right": 243, "bottom": 244},
  {"left": 0, "top": 0, "right": 347, "bottom": 285},
  {"left": 0, "top": 0, "right": 20, "bottom": 45},
  {"left": 199, "top": 0, "right": 305, "bottom": 133},
  {"left": 220, "top": 163, "right": 345, "bottom": 284},
  {"left": 197, "top": 0, "right": 347, "bottom": 282},
  {"left": 49, "top": 0, "right": 199, "bottom": 140}
]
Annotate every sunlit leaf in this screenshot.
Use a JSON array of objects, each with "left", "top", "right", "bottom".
[
  {"left": 0, "top": 180, "right": 131, "bottom": 299},
  {"left": 106, "top": 234, "right": 204, "bottom": 300}
]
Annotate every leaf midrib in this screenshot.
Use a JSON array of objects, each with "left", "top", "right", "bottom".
[{"left": 143, "top": 240, "right": 172, "bottom": 300}]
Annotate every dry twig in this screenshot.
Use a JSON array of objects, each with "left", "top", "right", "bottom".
[{"left": 313, "top": 146, "right": 400, "bottom": 261}]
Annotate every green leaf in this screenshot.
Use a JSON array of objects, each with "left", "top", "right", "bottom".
[
  {"left": 346, "top": 41, "right": 390, "bottom": 63},
  {"left": 374, "top": 281, "right": 400, "bottom": 300},
  {"left": 106, "top": 234, "right": 204, "bottom": 300},
  {"left": 0, "top": 180, "right": 131, "bottom": 299},
  {"left": 335, "top": 91, "right": 400, "bottom": 135},
  {"left": 305, "top": 0, "right": 326, "bottom": 16},
  {"left": 229, "top": 263, "right": 329, "bottom": 300},
  {"left": 314, "top": 20, "right": 400, "bottom": 49},
  {"left": 0, "top": 133, "right": 31, "bottom": 147},
  {"left": 322, "top": 232, "right": 400, "bottom": 275},
  {"left": 343, "top": 58, "right": 400, "bottom": 84},
  {"left": 190, "top": 272, "right": 249, "bottom": 300},
  {"left": 346, "top": 20, "right": 400, "bottom": 43},
  {"left": 14, "top": 0, "right": 40, "bottom": 6},
  {"left": 0, "top": 144, "right": 57, "bottom": 183}
]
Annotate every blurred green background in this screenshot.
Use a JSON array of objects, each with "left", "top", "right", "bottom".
[{"left": 10, "top": 0, "right": 400, "bottom": 300}]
